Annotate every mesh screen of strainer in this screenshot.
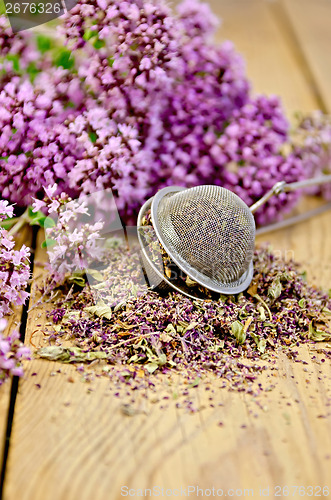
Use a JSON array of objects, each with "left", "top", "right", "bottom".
[{"left": 151, "top": 185, "right": 256, "bottom": 292}]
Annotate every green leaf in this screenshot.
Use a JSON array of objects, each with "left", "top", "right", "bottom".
[
  {"left": 64, "top": 101, "right": 75, "bottom": 109},
  {"left": 93, "top": 39, "right": 105, "bottom": 49},
  {"left": 157, "top": 353, "right": 167, "bottom": 366},
  {"left": 26, "top": 62, "right": 39, "bottom": 82},
  {"left": 36, "top": 34, "right": 53, "bottom": 53},
  {"left": 231, "top": 320, "right": 246, "bottom": 344},
  {"left": 30, "top": 216, "right": 47, "bottom": 227},
  {"left": 88, "top": 131, "right": 98, "bottom": 143},
  {"left": 53, "top": 48, "right": 75, "bottom": 70},
  {"left": 183, "top": 322, "right": 198, "bottom": 333},
  {"left": 6, "top": 54, "right": 20, "bottom": 72},
  {"left": 43, "top": 217, "right": 56, "bottom": 229},
  {"left": 83, "top": 29, "right": 95, "bottom": 41},
  {"left": 239, "top": 304, "right": 249, "bottom": 320},
  {"left": 301, "top": 271, "right": 308, "bottom": 281},
  {"left": 41, "top": 238, "right": 57, "bottom": 249},
  {"left": 28, "top": 206, "right": 36, "bottom": 218},
  {"left": 257, "top": 305, "right": 266, "bottom": 321},
  {"left": 28, "top": 207, "right": 48, "bottom": 227}
]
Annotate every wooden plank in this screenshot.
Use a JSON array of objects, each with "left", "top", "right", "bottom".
[
  {"left": 3, "top": 1, "right": 331, "bottom": 499},
  {"left": 4, "top": 249, "right": 331, "bottom": 500},
  {"left": 0, "top": 316, "right": 18, "bottom": 470},
  {"left": 208, "top": 0, "right": 319, "bottom": 115},
  {"left": 281, "top": 0, "right": 331, "bottom": 113},
  {"left": 0, "top": 225, "right": 32, "bottom": 473},
  {"left": 256, "top": 196, "right": 331, "bottom": 289}
]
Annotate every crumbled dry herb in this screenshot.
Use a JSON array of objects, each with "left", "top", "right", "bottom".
[
  {"left": 140, "top": 209, "right": 215, "bottom": 298},
  {"left": 37, "top": 239, "right": 331, "bottom": 398}
]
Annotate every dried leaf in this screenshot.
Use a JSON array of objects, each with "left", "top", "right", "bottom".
[
  {"left": 268, "top": 278, "right": 282, "bottom": 300},
  {"left": 165, "top": 324, "right": 176, "bottom": 336},
  {"left": 86, "top": 269, "right": 105, "bottom": 282},
  {"left": 36, "top": 346, "right": 114, "bottom": 363},
  {"left": 157, "top": 353, "right": 167, "bottom": 366},
  {"left": 231, "top": 320, "right": 246, "bottom": 344},
  {"left": 251, "top": 332, "right": 267, "bottom": 353},
  {"left": 183, "top": 322, "right": 198, "bottom": 333},
  {"left": 308, "top": 322, "right": 331, "bottom": 342},
  {"left": 298, "top": 298, "right": 306, "bottom": 308},
  {"left": 247, "top": 282, "right": 258, "bottom": 297},
  {"left": 185, "top": 276, "right": 198, "bottom": 287},
  {"left": 257, "top": 305, "right": 266, "bottom": 321},
  {"left": 85, "top": 302, "right": 112, "bottom": 320},
  {"left": 120, "top": 404, "right": 138, "bottom": 417},
  {"left": 160, "top": 332, "right": 173, "bottom": 343},
  {"left": 68, "top": 275, "right": 86, "bottom": 287},
  {"left": 145, "top": 363, "right": 158, "bottom": 374}
]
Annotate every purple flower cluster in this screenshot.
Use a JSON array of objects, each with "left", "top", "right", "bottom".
[
  {"left": 215, "top": 96, "right": 306, "bottom": 224},
  {"left": 0, "top": 15, "right": 37, "bottom": 73},
  {"left": 60, "top": 0, "right": 256, "bottom": 221},
  {"left": 33, "top": 184, "right": 105, "bottom": 286},
  {"left": 0, "top": 1, "right": 330, "bottom": 226},
  {"left": 0, "top": 200, "right": 30, "bottom": 318},
  {"left": 0, "top": 318, "right": 31, "bottom": 384},
  {"left": 0, "top": 68, "right": 85, "bottom": 206}
]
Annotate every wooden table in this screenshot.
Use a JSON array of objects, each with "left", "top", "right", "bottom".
[{"left": 1, "top": 1, "right": 331, "bottom": 498}]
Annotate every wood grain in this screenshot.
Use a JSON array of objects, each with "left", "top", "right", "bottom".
[
  {"left": 2, "top": 1, "right": 331, "bottom": 499},
  {"left": 0, "top": 315, "right": 19, "bottom": 471},
  {"left": 206, "top": 0, "right": 319, "bottom": 115},
  {"left": 0, "top": 225, "right": 32, "bottom": 473},
  {"left": 281, "top": 0, "right": 331, "bottom": 113}
]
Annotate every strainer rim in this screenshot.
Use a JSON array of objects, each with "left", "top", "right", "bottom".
[{"left": 150, "top": 185, "right": 255, "bottom": 294}]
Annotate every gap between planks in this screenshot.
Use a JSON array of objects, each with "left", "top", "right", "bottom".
[
  {"left": 2, "top": 1, "right": 331, "bottom": 499},
  {"left": 0, "top": 225, "right": 35, "bottom": 490}
]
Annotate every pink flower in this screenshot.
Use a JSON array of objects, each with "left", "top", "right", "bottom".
[
  {"left": 0, "top": 319, "right": 30, "bottom": 385},
  {"left": 0, "top": 201, "right": 30, "bottom": 319},
  {"left": 45, "top": 183, "right": 59, "bottom": 199},
  {"left": 32, "top": 198, "right": 46, "bottom": 212}
]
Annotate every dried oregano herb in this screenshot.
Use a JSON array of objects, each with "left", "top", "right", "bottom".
[
  {"left": 140, "top": 209, "right": 215, "bottom": 297},
  {"left": 36, "top": 238, "right": 331, "bottom": 398}
]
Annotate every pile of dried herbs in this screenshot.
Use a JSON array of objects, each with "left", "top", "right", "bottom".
[{"left": 36, "top": 238, "right": 331, "bottom": 396}]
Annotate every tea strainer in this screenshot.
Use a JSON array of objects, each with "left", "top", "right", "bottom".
[{"left": 137, "top": 175, "right": 331, "bottom": 300}]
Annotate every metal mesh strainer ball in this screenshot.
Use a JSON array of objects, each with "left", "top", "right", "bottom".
[{"left": 150, "top": 185, "right": 256, "bottom": 294}]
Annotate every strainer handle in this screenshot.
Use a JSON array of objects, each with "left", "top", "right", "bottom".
[{"left": 250, "top": 174, "right": 331, "bottom": 213}]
